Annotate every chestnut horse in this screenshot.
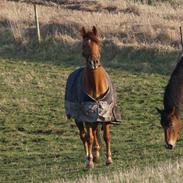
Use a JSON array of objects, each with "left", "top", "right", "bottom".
[
  {"left": 157, "top": 55, "right": 183, "bottom": 149},
  {"left": 65, "top": 26, "right": 121, "bottom": 168}
]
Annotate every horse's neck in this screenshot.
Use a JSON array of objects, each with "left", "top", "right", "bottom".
[
  {"left": 166, "top": 60, "right": 183, "bottom": 111},
  {"left": 83, "top": 66, "right": 109, "bottom": 99}
]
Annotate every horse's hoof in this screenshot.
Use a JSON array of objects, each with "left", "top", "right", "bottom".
[
  {"left": 86, "top": 161, "right": 94, "bottom": 169},
  {"left": 93, "top": 152, "right": 100, "bottom": 162},
  {"left": 85, "top": 160, "right": 94, "bottom": 169},
  {"left": 106, "top": 158, "right": 113, "bottom": 166}
]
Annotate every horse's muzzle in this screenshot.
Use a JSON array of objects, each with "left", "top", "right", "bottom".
[
  {"left": 87, "top": 59, "right": 101, "bottom": 70},
  {"left": 165, "top": 143, "right": 175, "bottom": 150}
]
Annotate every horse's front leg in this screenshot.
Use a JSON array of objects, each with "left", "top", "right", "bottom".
[
  {"left": 93, "top": 124, "right": 100, "bottom": 162},
  {"left": 75, "top": 121, "right": 88, "bottom": 163},
  {"left": 85, "top": 122, "right": 95, "bottom": 168},
  {"left": 103, "top": 122, "right": 113, "bottom": 165}
]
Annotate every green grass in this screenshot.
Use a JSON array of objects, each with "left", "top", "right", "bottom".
[
  {"left": 1, "top": 47, "right": 183, "bottom": 183},
  {"left": 1, "top": 0, "right": 183, "bottom": 181}
]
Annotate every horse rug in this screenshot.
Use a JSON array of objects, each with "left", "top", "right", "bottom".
[{"left": 65, "top": 67, "right": 121, "bottom": 124}]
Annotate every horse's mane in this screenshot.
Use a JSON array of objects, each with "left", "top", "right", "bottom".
[
  {"left": 164, "top": 55, "right": 183, "bottom": 116},
  {"left": 83, "top": 31, "right": 101, "bottom": 45}
]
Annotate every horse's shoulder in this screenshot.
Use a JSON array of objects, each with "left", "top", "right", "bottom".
[{"left": 68, "top": 67, "right": 84, "bottom": 77}]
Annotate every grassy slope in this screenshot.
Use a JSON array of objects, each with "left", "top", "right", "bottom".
[
  {"left": 1, "top": 50, "right": 183, "bottom": 183},
  {"left": 1, "top": 1, "right": 183, "bottom": 183}
]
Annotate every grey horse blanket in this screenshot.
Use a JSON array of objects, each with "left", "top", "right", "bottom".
[{"left": 65, "top": 67, "right": 121, "bottom": 124}]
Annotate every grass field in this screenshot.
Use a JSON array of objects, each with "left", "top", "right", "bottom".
[
  {"left": 1, "top": 0, "right": 183, "bottom": 183},
  {"left": 1, "top": 49, "right": 183, "bottom": 183}
]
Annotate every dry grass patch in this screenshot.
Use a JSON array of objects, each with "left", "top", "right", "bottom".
[
  {"left": 57, "top": 159, "right": 183, "bottom": 183},
  {"left": 1, "top": 0, "right": 183, "bottom": 50}
]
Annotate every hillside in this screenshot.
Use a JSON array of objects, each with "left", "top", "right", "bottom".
[{"left": 2, "top": 0, "right": 183, "bottom": 52}]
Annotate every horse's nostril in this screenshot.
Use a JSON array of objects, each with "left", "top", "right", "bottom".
[
  {"left": 165, "top": 144, "right": 173, "bottom": 149},
  {"left": 168, "top": 144, "right": 173, "bottom": 149}
]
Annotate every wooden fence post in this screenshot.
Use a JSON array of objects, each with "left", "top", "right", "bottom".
[
  {"left": 34, "top": 4, "right": 41, "bottom": 43},
  {"left": 180, "top": 26, "right": 183, "bottom": 52}
]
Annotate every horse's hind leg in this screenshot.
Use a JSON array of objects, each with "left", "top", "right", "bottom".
[
  {"left": 93, "top": 125, "right": 100, "bottom": 162},
  {"left": 75, "top": 121, "right": 88, "bottom": 162},
  {"left": 103, "top": 122, "right": 113, "bottom": 165}
]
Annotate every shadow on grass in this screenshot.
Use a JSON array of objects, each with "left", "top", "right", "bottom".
[
  {"left": 102, "top": 40, "right": 180, "bottom": 75},
  {"left": 0, "top": 27, "right": 180, "bottom": 75}
]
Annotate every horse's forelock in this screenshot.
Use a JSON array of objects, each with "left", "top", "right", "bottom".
[{"left": 83, "top": 31, "right": 100, "bottom": 45}]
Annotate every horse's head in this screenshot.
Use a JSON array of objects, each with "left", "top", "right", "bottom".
[
  {"left": 80, "top": 26, "right": 101, "bottom": 70},
  {"left": 156, "top": 107, "right": 182, "bottom": 149}
]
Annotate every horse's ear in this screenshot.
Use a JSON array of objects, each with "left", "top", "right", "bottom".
[
  {"left": 92, "top": 26, "right": 97, "bottom": 36},
  {"left": 156, "top": 107, "right": 162, "bottom": 114},
  {"left": 80, "top": 27, "right": 86, "bottom": 37}
]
